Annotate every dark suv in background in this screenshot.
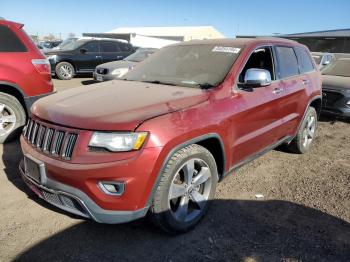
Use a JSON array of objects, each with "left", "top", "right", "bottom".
[
  {"left": 46, "top": 38, "right": 135, "bottom": 80},
  {"left": 0, "top": 18, "right": 54, "bottom": 143}
]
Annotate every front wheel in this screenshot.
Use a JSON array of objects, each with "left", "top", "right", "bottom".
[
  {"left": 149, "top": 144, "right": 218, "bottom": 234},
  {"left": 288, "top": 107, "right": 318, "bottom": 154}
]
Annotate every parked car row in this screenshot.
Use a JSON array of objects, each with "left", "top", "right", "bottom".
[
  {"left": 93, "top": 48, "right": 157, "bottom": 81},
  {"left": 1, "top": 18, "right": 349, "bottom": 234}
]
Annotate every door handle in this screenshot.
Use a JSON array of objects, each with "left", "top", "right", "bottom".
[
  {"left": 272, "top": 87, "right": 283, "bottom": 94},
  {"left": 117, "top": 56, "right": 123, "bottom": 59},
  {"left": 95, "top": 55, "right": 102, "bottom": 58}
]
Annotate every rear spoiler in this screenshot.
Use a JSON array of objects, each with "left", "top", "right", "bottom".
[{"left": 0, "top": 18, "right": 24, "bottom": 29}]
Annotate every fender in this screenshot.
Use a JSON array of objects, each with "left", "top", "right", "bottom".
[
  {"left": 296, "top": 95, "right": 322, "bottom": 134},
  {"left": 145, "top": 133, "right": 226, "bottom": 206}
]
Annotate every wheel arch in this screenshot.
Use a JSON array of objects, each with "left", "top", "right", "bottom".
[
  {"left": 55, "top": 60, "right": 77, "bottom": 74},
  {"left": 146, "top": 133, "right": 226, "bottom": 206},
  {"left": 0, "top": 81, "right": 27, "bottom": 116},
  {"left": 309, "top": 97, "right": 322, "bottom": 119}
]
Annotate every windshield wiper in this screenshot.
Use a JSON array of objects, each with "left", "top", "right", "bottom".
[
  {"left": 142, "top": 80, "right": 177, "bottom": 86},
  {"left": 196, "top": 83, "right": 215, "bottom": 89}
]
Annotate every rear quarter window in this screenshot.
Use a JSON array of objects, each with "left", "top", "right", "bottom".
[
  {"left": 120, "top": 43, "right": 133, "bottom": 52},
  {"left": 0, "top": 25, "right": 27, "bottom": 52},
  {"left": 295, "top": 47, "right": 315, "bottom": 74},
  {"left": 275, "top": 46, "right": 299, "bottom": 79},
  {"left": 101, "top": 41, "right": 121, "bottom": 52}
]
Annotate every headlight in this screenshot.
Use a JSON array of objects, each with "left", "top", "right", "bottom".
[
  {"left": 111, "top": 68, "right": 129, "bottom": 77},
  {"left": 89, "top": 132, "right": 148, "bottom": 152}
]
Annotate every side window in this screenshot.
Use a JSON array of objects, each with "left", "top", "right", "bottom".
[
  {"left": 239, "top": 46, "right": 275, "bottom": 82},
  {"left": 294, "top": 47, "right": 314, "bottom": 74},
  {"left": 100, "top": 41, "right": 120, "bottom": 52},
  {"left": 275, "top": 46, "right": 299, "bottom": 78},
  {"left": 81, "top": 41, "right": 99, "bottom": 52},
  {"left": 120, "top": 43, "right": 132, "bottom": 52},
  {"left": 0, "top": 25, "right": 27, "bottom": 52}
]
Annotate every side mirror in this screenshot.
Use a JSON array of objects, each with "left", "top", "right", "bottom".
[
  {"left": 80, "top": 48, "right": 87, "bottom": 54},
  {"left": 244, "top": 68, "right": 272, "bottom": 87}
]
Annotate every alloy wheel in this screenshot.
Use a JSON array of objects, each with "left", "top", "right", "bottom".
[
  {"left": 168, "top": 158, "right": 212, "bottom": 223},
  {"left": 60, "top": 65, "right": 73, "bottom": 78},
  {"left": 0, "top": 103, "right": 17, "bottom": 137},
  {"left": 302, "top": 115, "right": 316, "bottom": 148}
]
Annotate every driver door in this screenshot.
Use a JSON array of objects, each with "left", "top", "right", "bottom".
[{"left": 230, "top": 46, "right": 284, "bottom": 166}]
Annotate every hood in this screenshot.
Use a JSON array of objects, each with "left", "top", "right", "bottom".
[
  {"left": 32, "top": 80, "right": 209, "bottom": 131},
  {"left": 322, "top": 75, "right": 350, "bottom": 91},
  {"left": 96, "top": 61, "right": 138, "bottom": 71}
]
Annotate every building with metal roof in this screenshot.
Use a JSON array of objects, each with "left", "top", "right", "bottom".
[
  {"left": 237, "top": 29, "right": 350, "bottom": 53},
  {"left": 83, "top": 26, "right": 225, "bottom": 48}
]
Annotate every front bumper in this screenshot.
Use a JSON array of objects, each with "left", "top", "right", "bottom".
[
  {"left": 19, "top": 160, "right": 149, "bottom": 224},
  {"left": 20, "top": 134, "right": 164, "bottom": 223},
  {"left": 93, "top": 72, "right": 115, "bottom": 82},
  {"left": 322, "top": 89, "right": 350, "bottom": 117}
]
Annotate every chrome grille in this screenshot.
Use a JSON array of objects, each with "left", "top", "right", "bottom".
[{"left": 23, "top": 119, "right": 78, "bottom": 160}]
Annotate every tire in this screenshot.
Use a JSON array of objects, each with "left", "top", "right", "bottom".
[
  {"left": 288, "top": 107, "right": 318, "bottom": 154},
  {"left": 0, "top": 93, "right": 26, "bottom": 143},
  {"left": 55, "top": 62, "right": 75, "bottom": 80},
  {"left": 149, "top": 144, "right": 218, "bottom": 234}
]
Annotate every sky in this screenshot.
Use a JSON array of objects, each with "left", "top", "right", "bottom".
[{"left": 1, "top": 0, "right": 350, "bottom": 39}]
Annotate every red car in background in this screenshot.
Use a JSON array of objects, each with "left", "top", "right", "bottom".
[{"left": 0, "top": 18, "right": 54, "bottom": 143}]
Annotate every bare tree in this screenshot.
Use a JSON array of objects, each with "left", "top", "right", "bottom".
[{"left": 43, "top": 34, "right": 56, "bottom": 41}]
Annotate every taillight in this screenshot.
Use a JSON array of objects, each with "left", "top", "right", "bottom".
[{"left": 31, "top": 59, "right": 51, "bottom": 74}]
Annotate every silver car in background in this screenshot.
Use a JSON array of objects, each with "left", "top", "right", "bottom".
[{"left": 93, "top": 48, "right": 157, "bottom": 81}]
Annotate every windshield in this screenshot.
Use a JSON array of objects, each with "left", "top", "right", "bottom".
[
  {"left": 125, "top": 49, "right": 156, "bottom": 62},
  {"left": 124, "top": 44, "right": 242, "bottom": 88},
  {"left": 322, "top": 58, "right": 350, "bottom": 77},
  {"left": 55, "top": 38, "right": 85, "bottom": 51}
]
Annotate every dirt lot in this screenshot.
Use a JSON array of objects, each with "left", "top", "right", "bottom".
[{"left": 0, "top": 78, "right": 349, "bottom": 262}]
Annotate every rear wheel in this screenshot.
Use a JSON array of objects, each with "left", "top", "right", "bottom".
[
  {"left": 288, "top": 107, "right": 317, "bottom": 154},
  {"left": 0, "top": 93, "right": 26, "bottom": 143},
  {"left": 149, "top": 144, "right": 218, "bottom": 234},
  {"left": 55, "top": 62, "right": 75, "bottom": 80}
]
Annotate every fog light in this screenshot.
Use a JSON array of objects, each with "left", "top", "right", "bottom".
[{"left": 98, "top": 181, "right": 125, "bottom": 196}]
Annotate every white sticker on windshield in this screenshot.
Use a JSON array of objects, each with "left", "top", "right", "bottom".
[{"left": 212, "top": 46, "right": 241, "bottom": 54}]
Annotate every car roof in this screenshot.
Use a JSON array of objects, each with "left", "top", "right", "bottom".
[
  {"left": 0, "top": 19, "right": 24, "bottom": 29},
  {"left": 171, "top": 37, "right": 300, "bottom": 47}
]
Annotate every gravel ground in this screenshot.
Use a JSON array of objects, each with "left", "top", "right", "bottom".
[{"left": 0, "top": 78, "right": 349, "bottom": 262}]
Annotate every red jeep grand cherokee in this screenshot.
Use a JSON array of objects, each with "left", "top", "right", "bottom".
[
  {"left": 0, "top": 19, "right": 54, "bottom": 142},
  {"left": 20, "top": 38, "right": 322, "bottom": 233}
]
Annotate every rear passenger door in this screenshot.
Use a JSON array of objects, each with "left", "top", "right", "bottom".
[
  {"left": 100, "top": 41, "right": 124, "bottom": 63},
  {"left": 273, "top": 46, "right": 312, "bottom": 138}
]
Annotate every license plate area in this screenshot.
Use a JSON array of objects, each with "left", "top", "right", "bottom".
[{"left": 24, "top": 155, "right": 46, "bottom": 184}]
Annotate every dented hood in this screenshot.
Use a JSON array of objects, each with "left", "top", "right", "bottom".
[{"left": 32, "top": 80, "right": 209, "bottom": 131}]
